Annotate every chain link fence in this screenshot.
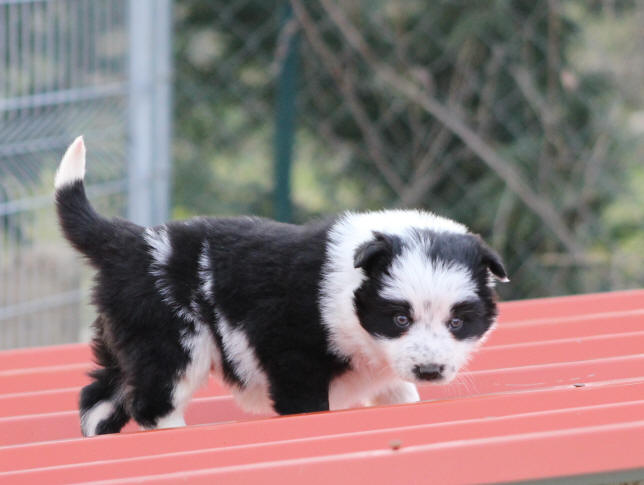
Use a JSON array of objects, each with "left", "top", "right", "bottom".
[
  {"left": 2, "top": 0, "right": 643, "bottom": 348},
  {"left": 0, "top": 0, "right": 170, "bottom": 349}
]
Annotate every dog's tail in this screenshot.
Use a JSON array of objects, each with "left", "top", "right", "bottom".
[{"left": 55, "top": 136, "right": 135, "bottom": 267}]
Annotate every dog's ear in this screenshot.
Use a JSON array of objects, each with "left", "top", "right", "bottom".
[
  {"left": 476, "top": 237, "right": 509, "bottom": 282},
  {"left": 354, "top": 232, "right": 402, "bottom": 276}
]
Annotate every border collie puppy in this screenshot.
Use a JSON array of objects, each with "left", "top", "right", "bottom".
[{"left": 55, "top": 137, "right": 508, "bottom": 436}]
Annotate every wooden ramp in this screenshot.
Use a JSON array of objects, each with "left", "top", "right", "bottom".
[{"left": 1, "top": 290, "right": 643, "bottom": 484}]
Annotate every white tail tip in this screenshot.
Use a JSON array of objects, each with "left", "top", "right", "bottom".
[{"left": 55, "top": 136, "right": 86, "bottom": 190}]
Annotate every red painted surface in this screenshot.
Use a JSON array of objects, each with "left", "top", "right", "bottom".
[{"left": 0, "top": 289, "right": 643, "bottom": 484}]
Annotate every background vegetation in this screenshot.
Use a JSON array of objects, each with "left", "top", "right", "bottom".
[
  {"left": 173, "top": 0, "right": 644, "bottom": 300},
  {"left": 1, "top": 0, "right": 642, "bottom": 349}
]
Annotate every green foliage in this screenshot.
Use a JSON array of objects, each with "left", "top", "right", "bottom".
[{"left": 172, "top": 0, "right": 642, "bottom": 298}]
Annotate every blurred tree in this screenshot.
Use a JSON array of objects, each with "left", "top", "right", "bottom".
[{"left": 173, "top": 0, "right": 641, "bottom": 299}]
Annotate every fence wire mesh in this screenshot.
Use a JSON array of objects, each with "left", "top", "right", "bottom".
[
  {"left": 1, "top": 0, "right": 643, "bottom": 348},
  {"left": 0, "top": 0, "right": 130, "bottom": 349}
]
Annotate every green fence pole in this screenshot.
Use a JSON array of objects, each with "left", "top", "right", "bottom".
[{"left": 273, "top": 4, "right": 299, "bottom": 222}]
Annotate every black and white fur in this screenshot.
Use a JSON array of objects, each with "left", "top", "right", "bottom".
[{"left": 55, "top": 137, "right": 508, "bottom": 437}]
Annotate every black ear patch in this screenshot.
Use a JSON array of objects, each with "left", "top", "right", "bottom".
[
  {"left": 476, "top": 237, "right": 509, "bottom": 282},
  {"left": 353, "top": 232, "right": 403, "bottom": 276}
]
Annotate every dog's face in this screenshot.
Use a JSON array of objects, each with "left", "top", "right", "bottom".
[{"left": 353, "top": 229, "right": 507, "bottom": 384}]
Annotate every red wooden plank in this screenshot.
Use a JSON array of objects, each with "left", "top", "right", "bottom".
[
  {"left": 0, "top": 364, "right": 91, "bottom": 394},
  {"left": 498, "top": 289, "right": 644, "bottom": 323},
  {"left": 473, "top": 331, "right": 644, "bottom": 369},
  {"left": 83, "top": 421, "right": 644, "bottom": 485},
  {"left": 0, "top": 344, "right": 90, "bottom": 371},
  {"left": 0, "top": 388, "right": 79, "bottom": 418},
  {"left": 0, "top": 289, "right": 642, "bottom": 484},
  {"left": 2, "top": 378, "right": 643, "bottom": 473},
  {"left": 487, "top": 309, "right": 644, "bottom": 345},
  {"left": 2, "top": 400, "right": 643, "bottom": 484},
  {"left": 0, "top": 397, "right": 255, "bottom": 448}
]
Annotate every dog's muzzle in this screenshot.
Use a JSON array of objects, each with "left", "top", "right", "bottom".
[{"left": 413, "top": 363, "right": 444, "bottom": 381}]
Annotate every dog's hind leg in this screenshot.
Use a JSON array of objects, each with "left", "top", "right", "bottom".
[
  {"left": 80, "top": 373, "right": 129, "bottom": 436},
  {"left": 129, "top": 322, "right": 215, "bottom": 431},
  {"left": 80, "top": 317, "right": 130, "bottom": 436}
]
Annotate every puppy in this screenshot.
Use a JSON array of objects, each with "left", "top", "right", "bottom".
[{"left": 54, "top": 137, "right": 508, "bottom": 436}]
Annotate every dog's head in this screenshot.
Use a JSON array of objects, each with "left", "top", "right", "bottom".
[{"left": 352, "top": 229, "right": 507, "bottom": 384}]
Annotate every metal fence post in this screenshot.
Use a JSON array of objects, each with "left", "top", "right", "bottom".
[
  {"left": 128, "top": 0, "right": 173, "bottom": 227},
  {"left": 273, "top": 5, "right": 299, "bottom": 223}
]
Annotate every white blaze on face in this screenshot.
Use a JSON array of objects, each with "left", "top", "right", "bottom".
[{"left": 378, "top": 243, "right": 480, "bottom": 382}]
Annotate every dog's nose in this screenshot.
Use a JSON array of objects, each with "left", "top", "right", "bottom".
[{"left": 413, "top": 363, "right": 445, "bottom": 381}]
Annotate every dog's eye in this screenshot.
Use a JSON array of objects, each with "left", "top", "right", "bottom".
[
  {"left": 447, "top": 317, "right": 464, "bottom": 331},
  {"left": 393, "top": 314, "right": 411, "bottom": 328}
]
